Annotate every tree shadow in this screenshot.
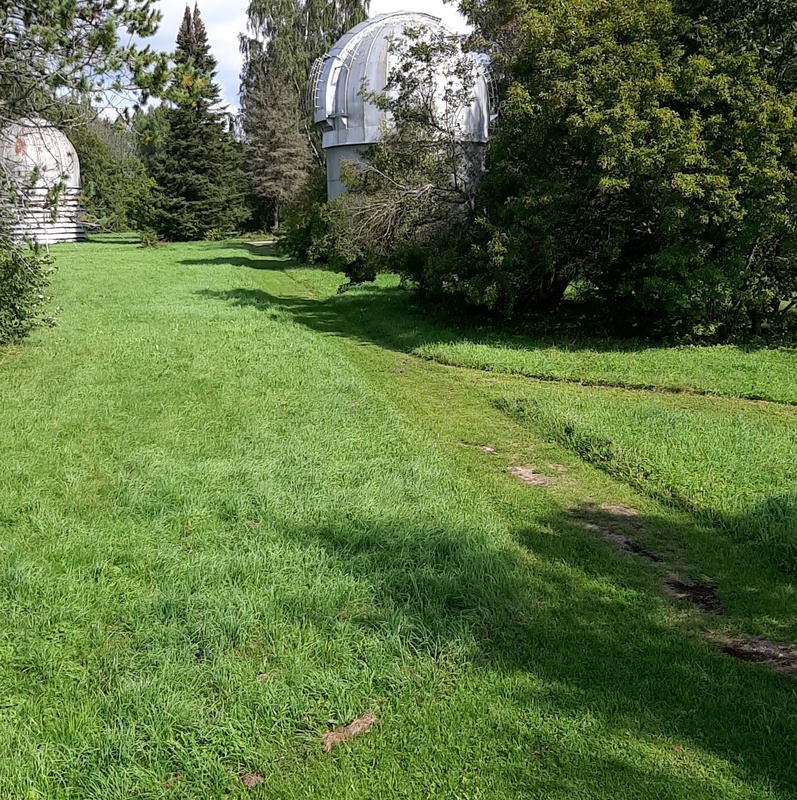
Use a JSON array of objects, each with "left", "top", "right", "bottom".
[
  {"left": 85, "top": 233, "right": 140, "bottom": 245},
  {"left": 193, "top": 242, "right": 796, "bottom": 358},
  {"left": 268, "top": 503, "right": 797, "bottom": 797}
]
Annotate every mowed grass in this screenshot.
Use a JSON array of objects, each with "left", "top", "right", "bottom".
[
  {"left": 0, "top": 237, "right": 795, "bottom": 799},
  {"left": 416, "top": 339, "right": 797, "bottom": 404},
  {"left": 497, "top": 385, "right": 797, "bottom": 572}
]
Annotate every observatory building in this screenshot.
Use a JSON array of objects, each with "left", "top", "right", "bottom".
[
  {"left": 311, "top": 12, "right": 491, "bottom": 200},
  {"left": 0, "top": 118, "right": 86, "bottom": 244}
]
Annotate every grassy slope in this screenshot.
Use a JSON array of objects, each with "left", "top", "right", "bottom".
[{"left": 0, "top": 239, "right": 795, "bottom": 799}]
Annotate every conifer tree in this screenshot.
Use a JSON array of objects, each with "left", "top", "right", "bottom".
[
  {"left": 152, "top": 4, "right": 248, "bottom": 240},
  {"left": 239, "top": 0, "right": 370, "bottom": 228}
]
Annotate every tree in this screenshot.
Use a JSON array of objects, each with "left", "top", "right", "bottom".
[
  {"left": 239, "top": 0, "right": 370, "bottom": 228},
  {"left": 0, "top": 1, "right": 168, "bottom": 344},
  {"left": 70, "top": 116, "right": 153, "bottom": 232},
  {"left": 305, "top": 29, "right": 487, "bottom": 284},
  {"left": 450, "top": 0, "right": 797, "bottom": 337},
  {"left": 241, "top": 60, "right": 312, "bottom": 229},
  {"left": 674, "top": 0, "right": 797, "bottom": 92},
  {"left": 0, "top": 2, "right": 167, "bottom": 127},
  {"left": 151, "top": 4, "right": 248, "bottom": 240}
]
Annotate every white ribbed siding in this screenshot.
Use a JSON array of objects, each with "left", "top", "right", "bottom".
[{"left": 0, "top": 118, "right": 86, "bottom": 244}]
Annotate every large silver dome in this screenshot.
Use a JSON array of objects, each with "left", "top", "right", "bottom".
[
  {"left": 312, "top": 12, "right": 491, "bottom": 199},
  {"left": 0, "top": 118, "right": 86, "bottom": 244}
]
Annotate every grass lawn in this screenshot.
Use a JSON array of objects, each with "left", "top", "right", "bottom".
[
  {"left": 0, "top": 237, "right": 795, "bottom": 799},
  {"left": 415, "top": 338, "right": 797, "bottom": 404}
]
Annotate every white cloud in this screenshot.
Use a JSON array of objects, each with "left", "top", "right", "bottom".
[{"left": 147, "top": 0, "right": 470, "bottom": 111}]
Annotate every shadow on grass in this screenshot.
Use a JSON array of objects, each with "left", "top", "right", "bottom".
[
  {"left": 86, "top": 233, "right": 141, "bottom": 245},
  {"left": 192, "top": 243, "right": 797, "bottom": 359},
  {"left": 197, "top": 284, "right": 476, "bottom": 354},
  {"left": 270, "top": 504, "right": 797, "bottom": 797}
]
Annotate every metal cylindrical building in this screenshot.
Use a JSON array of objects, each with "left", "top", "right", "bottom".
[
  {"left": 0, "top": 118, "right": 86, "bottom": 244},
  {"left": 311, "top": 12, "right": 491, "bottom": 200}
]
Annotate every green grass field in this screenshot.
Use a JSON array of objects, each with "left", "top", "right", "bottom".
[{"left": 1, "top": 237, "right": 795, "bottom": 799}]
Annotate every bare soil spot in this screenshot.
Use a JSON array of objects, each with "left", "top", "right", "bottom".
[
  {"left": 510, "top": 466, "right": 552, "bottom": 486},
  {"left": 321, "top": 711, "right": 378, "bottom": 753},
  {"left": 570, "top": 503, "right": 662, "bottom": 562},
  {"left": 240, "top": 773, "right": 264, "bottom": 789},
  {"left": 712, "top": 635, "right": 797, "bottom": 676},
  {"left": 578, "top": 520, "right": 663, "bottom": 562},
  {"left": 665, "top": 577, "right": 723, "bottom": 615},
  {"left": 600, "top": 503, "right": 640, "bottom": 518},
  {"left": 458, "top": 442, "right": 498, "bottom": 455},
  {"left": 162, "top": 773, "right": 183, "bottom": 790}
]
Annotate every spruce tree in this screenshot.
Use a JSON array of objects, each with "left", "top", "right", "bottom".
[
  {"left": 240, "top": 0, "right": 370, "bottom": 228},
  {"left": 152, "top": 4, "right": 248, "bottom": 240},
  {"left": 242, "top": 61, "right": 312, "bottom": 229}
]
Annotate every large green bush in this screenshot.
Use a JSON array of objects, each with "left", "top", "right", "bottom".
[
  {"left": 459, "top": 0, "right": 797, "bottom": 336},
  {"left": 69, "top": 118, "right": 153, "bottom": 232}
]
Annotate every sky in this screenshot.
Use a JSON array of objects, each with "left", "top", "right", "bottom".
[{"left": 146, "top": 0, "right": 470, "bottom": 111}]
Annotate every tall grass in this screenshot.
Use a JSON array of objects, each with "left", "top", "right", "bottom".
[{"left": 417, "top": 340, "right": 797, "bottom": 404}]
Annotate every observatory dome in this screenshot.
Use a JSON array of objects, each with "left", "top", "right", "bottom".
[
  {"left": 311, "top": 12, "right": 491, "bottom": 199},
  {"left": 0, "top": 117, "right": 86, "bottom": 244}
]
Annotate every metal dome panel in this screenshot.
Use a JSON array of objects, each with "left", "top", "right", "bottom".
[
  {"left": 0, "top": 117, "right": 81, "bottom": 190},
  {"left": 312, "top": 12, "right": 490, "bottom": 151}
]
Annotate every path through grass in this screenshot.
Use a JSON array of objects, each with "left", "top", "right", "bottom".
[{"left": 0, "top": 238, "right": 795, "bottom": 799}]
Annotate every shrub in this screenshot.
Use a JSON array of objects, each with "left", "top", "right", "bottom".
[
  {"left": 0, "top": 233, "right": 55, "bottom": 344},
  {"left": 466, "top": 0, "right": 797, "bottom": 337}
]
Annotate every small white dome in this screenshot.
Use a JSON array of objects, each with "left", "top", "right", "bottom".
[
  {"left": 0, "top": 118, "right": 85, "bottom": 244},
  {"left": 312, "top": 12, "right": 490, "bottom": 150},
  {"left": 0, "top": 117, "right": 81, "bottom": 191}
]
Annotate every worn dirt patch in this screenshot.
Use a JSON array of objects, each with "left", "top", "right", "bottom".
[
  {"left": 665, "top": 577, "right": 723, "bottom": 615},
  {"left": 600, "top": 503, "right": 640, "bottom": 518},
  {"left": 240, "top": 773, "right": 264, "bottom": 789},
  {"left": 712, "top": 635, "right": 797, "bottom": 676},
  {"left": 321, "top": 711, "right": 378, "bottom": 753},
  {"left": 570, "top": 503, "right": 662, "bottom": 562},
  {"left": 459, "top": 442, "right": 498, "bottom": 455},
  {"left": 162, "top": 773, "right": 183, "bottom": 790},
  {"left": 510, "top": 466, "right": 552, "bottom": 486}
]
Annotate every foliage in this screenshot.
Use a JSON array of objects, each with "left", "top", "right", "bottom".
[
  {"left": 241, "top": 0, "right": 370, "bottom": 89},
  {"left": 0, "top": 0, "right": 169, "bottom": 345},
  {"left": 138, "top": 228, "right": 162, "bottom": 248},
  {"left": 149, "top": 5, "right": 248, "bottom": 241},
  {"left": 0, "top": 231, "right": 55, "bottom": 344},
  {"left": 674, "top": 0, "right": 797, "bottom": 91},
  {"left": 278, "top": 168, "right": 330, "bottom": 262},
  {"left": 239, "top": 0, "right": 370, "bottom": 228},
  {"left": 294, "top": 28, "right": 487, "bottom": 287},
  {"left": 69, "top": 117, "right": 152, "bottom": 232},
  {"left": 132, "top": 104, "right": 171, "bottom": 176},
  {"left": 452, "top": 0, "right": 797, "bottom": 337},
  {"left": 241, "top": 61, "right": 312, "bottom": 230},
  {"left": 0, "top": 1, "right": 168, "bottom": 125}
]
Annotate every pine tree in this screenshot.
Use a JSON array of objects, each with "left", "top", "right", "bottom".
[
  {"left": 240, "top": 0, "right": 370, "bottom": 228},
  {"left": 152, "top": 4, "right": 248, "bottom": 240},
  {"left": 242, "top": 61, "right": 312, "bottom": 229}
]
